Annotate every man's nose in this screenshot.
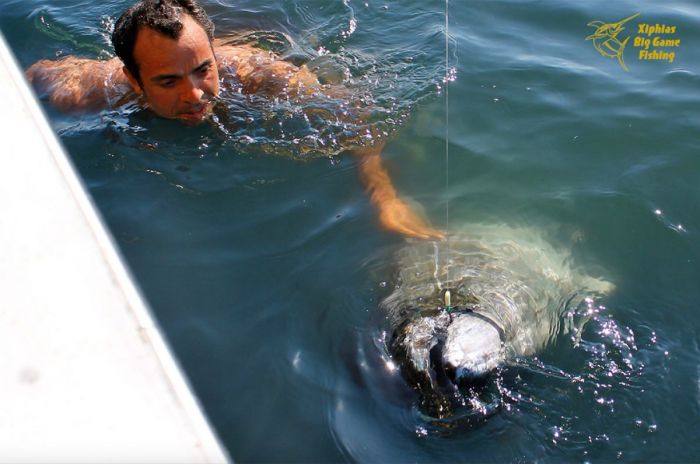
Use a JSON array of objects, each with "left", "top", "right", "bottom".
[{"left": 181, "top": 77, "right": 204, "bottom": 103}]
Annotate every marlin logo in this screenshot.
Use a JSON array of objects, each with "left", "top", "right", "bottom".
[{"left": 586, "top": 13, "right": 640, "bottom": 71}]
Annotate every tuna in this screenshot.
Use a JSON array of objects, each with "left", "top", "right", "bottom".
[{"left": 382, "top": 223, "right": 613, "bottom": 418}]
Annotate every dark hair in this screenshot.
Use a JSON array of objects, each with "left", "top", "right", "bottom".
[{"left": 112, "top": 0, "right": 215, "bottom": 84}]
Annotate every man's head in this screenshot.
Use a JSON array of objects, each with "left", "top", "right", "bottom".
[{"left": 112, "top": 0, "right": 219, "bottom": 124}]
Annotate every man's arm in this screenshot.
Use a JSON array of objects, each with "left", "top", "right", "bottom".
[
  {"left": 26, "top": 56, "right": 133, "bottom": 112},
  {"left": 215, "top": 44, "right": 444, "bottom": 239},
  {"left": 353, "top": 144, "right": 444, "bottom": 240}
]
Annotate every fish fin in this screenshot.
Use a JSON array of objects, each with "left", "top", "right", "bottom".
[
  {"left": 617, "top": 53, "right": 629, "bottom": 72},
  {"left": 581, "top": 275, "right": 615, "bottom": 295}
]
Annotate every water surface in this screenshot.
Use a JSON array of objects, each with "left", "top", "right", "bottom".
[{"left": 2, "top": 0, "right": 699, "bottom": 461}]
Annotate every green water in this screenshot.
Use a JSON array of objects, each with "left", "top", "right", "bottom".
[{"left": 2, "top": 0, "right": 700, "bottom": 461}]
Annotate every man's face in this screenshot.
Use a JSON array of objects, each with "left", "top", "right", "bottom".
[{"left": 125, "top": 14, "right": 220, "bottom": 125}]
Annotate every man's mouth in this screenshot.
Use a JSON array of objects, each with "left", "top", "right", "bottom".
[{"left": 179, "top": 103, "right": 211, "bottom": 122}]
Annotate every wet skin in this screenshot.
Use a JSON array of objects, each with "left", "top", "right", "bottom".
[{"left": 123, "top": 14, "right": 219, "bottom": 125}]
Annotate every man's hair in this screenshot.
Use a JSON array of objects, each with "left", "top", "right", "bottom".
[{"left": 112, "top": 0, "right": 215, "bottom": 84}]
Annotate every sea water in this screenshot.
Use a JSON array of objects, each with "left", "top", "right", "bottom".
[{"left": 2, "top": 0, "right": 699, "bottom": 461}]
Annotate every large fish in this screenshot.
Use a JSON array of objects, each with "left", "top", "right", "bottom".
[{"left": 382, "top": 223, "right": 613, "bottom": 418}]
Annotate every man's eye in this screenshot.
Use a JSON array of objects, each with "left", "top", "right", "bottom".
[
  {"left": 160, "top": 80, "right": 176, "bottom": 88},
  {"left": 197, "top": 66, "right": 210, "bottom": 76}
]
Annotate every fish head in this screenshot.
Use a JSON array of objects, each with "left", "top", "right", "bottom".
[
  {"left": 389, "top": 309, "right": 453, "bottom": 417},
  {"left": 390, "top": 310, "right": 449, "bottom": 386},
  {"left": 442, "top": 312, "right": 504, "bottom": 382},
  {"left": 389, "top": 300, "right": 505, "bottom": 418}
]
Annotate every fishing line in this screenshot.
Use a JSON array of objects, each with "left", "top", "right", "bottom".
[{"left": 444, "top": 0, "right": 451, "bottom": 288}]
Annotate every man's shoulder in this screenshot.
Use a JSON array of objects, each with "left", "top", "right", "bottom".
[{"left": 213, "top": 41, "right": 272, "bottom": 67}]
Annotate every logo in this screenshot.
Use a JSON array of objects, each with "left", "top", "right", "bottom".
[
  {"left": 586, "top": 13, "right": 639, "bottom": 71},
  {"left": 586, "top": 13, "right": 680, "bottom": 71}
]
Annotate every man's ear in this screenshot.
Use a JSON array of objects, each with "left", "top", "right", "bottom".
[{"left": 122, "top": 66, "right": 143, "bottom": 94}]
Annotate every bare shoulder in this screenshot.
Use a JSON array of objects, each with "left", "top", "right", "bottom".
[
  {"left": 27, "top": 56, "right": 124, "bottom": 86},
  {"left": 212, "top": 41, "right": 268, "bottom": 68},
  {"left": 26, "top": 56, "right": 133, "bottom": 112},
  {"left": 212, "top": 40, "right": 320, "bottom": 96}
]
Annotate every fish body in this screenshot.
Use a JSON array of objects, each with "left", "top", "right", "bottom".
[{"left": 382, "top": 223, "right": 612, "bottom": 417}]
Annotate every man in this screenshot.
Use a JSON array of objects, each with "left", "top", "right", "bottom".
[{"left": 26, "top": 0, "right": 443, "bottom": 239}]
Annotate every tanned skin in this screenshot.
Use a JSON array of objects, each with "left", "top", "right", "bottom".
[{"left": 26, "top": 14, "right": 443, "bottom": 239}]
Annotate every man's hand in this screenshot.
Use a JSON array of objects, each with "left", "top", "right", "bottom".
[{"left": 376, "top": 197, "right": 445, "bottom": 240}]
